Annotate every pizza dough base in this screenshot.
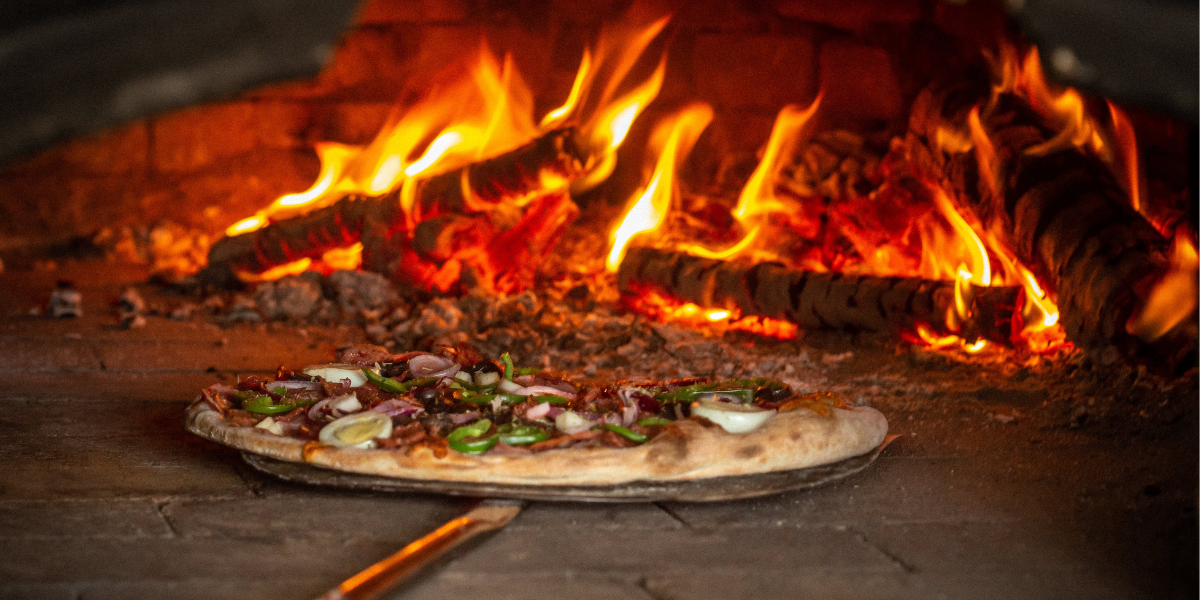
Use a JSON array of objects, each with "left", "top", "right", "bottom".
[{"left": 186, "top": 401, "right": 888, "bottom": 486}]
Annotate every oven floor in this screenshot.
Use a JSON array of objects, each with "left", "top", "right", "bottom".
[{"left": 0, "top": 261, "right": 1195, "bottom": 600}]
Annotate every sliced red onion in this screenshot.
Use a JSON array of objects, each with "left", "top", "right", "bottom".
[
  {"left": 450, "top": 411, "right": 480, "bottom": 424},
  {"left": 370, "top": 399, "right": 421, "bottom": 418},
  {"left": 525, "top": 402, "right": 551, "bottom": 420},
  {"left": 622, "top": 404, "right": 638, "bottom": 426},
  {"left": 308, "top": 398, "right": 333, "bottom": 421},
  {"left": 272, "top": 380, "right": 322, "bottom": 391},
  {"left": 545, "top": 406, "right": 565, "bottom": 419},
  {"left": 513, "top": 385, "right": 577, "bottom": 399},
  {"left": 409, "top": 354, "right": 459, "bottom": 378},
  {"left": 601, "top": 413, "right": 621, "bottom": 426},
  {"left": 515, "top": 375, "right": 576, "bottom": 394}
]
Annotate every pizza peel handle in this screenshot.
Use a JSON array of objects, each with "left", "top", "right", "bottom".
[{"left": 314, "top": 500, "right": 523, "bottom": 600}]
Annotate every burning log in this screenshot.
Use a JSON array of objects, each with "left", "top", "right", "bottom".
[
  {"left": 203, "top": 127, "right": 588, "bottom": 285},
  {"left": 618, "top": 246, "right": 1021, "bottom": 343},
  {"left": 907, "top": 71, "right": 1193, "bottom": 367}
]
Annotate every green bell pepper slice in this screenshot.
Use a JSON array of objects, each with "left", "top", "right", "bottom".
[
  {"left": 597, "top": 424, "right": 648, "bottom": 443},
  {"left": 534, "top": 394, "right": 569, "bottom": 404},
  {"left": 447, "top": 419, "right": 498, "bottom": 454},
  {"left": 500, "top": 352, "right": 514, "bottom": 381},
  {"left": 497, "top": 424, "right": 550, "bottom": 446},
  {"left": 241, "top": 394, "right": 304, "bottom": 415},
  {"left": 636, "top": 417, "right": 672, "bottom": 427},
  {"left": 457, "top": 393, "right": 525, "bottom": 405},
  {"left": 361, "top": 368, "right": 408, "bottom": 393}
]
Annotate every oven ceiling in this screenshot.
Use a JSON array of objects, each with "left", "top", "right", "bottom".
[{"left": 0, "top": 0, "right": 360, "bottom": 163}]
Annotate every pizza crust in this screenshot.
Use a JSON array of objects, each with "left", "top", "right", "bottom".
[{"left": 186, "top": 400, "right": 888, "bottom": 486}]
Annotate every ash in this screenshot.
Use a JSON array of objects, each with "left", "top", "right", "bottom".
[{"left": 156, "top": 215, "right": 1196, "bottom": 441}]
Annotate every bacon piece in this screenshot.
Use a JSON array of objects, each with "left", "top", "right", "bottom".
[
  {"left": 201, "top": 385, "right": 235, "bottom": 415},
  {"left": 453, "top": 342, "right": 485, "bottom": 367},
  {"left": 339, "top": 344, "right": 393, "bottom": 366},
  {"left": 226, "top": 410, "right": 259, "bottom": 428},
  {"left": 377, "top": 422, "right": 427, "bottom": 449},
  {"left": 489, "top": 443, "right": 533, "bottom": 456},
  {"left": 598, "top": 430, "right": 637, "bottom": 448},
  {"left": 528, "top": 430, "right": 602, "bottom": 452}
]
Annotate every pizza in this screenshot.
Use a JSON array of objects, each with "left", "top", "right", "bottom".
[{"left": 185, "top": 344, "right": 888, "bottom": 486}]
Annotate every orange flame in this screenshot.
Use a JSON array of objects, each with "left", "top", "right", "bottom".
[
  {"left": 226, "top": 15, "right": 671, "bottom": 283},
  {"left": 1127, "top": 234, "right": 1199, "bottom": 341},
  {"left": 606, "top": 103, "right": 714, "bottom": 272},
  {"left": 1107, "top": 101, "right": 1141, "bottom": 213}
]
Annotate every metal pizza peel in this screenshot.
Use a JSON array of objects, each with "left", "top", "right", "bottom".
[{"left": 243, "top": 438, "right": 892, "bottom": 600}]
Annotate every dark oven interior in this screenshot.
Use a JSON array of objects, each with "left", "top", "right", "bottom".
[{"left": 0, "top": 1, "right": 1196, "bottom": 598}]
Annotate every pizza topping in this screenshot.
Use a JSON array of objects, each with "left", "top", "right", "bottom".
[
  {"left": 689, "top": 397, "right": 776, "bottom": 434},
  {"left": 207, "top": 349, "right": 820, "bottom": 455},
  {"left": 446, "top": 419, "right": 499, "bottom": 454},
  {"left": 554, "top": 411, "right": 593, "bottom": 434},
  {"left": 369, "top": 398, "right": 422, "bottom": 418},
  {"left": 302, "top": 364, "right": 373, "bottom": 388},
  {"left": 408, "top": 354, "right": 459, "bottom": 378},
  {"left": 255, "top": 416, "right": 285, "bottom": 436},
  {"left": 496, "top": 424, "right": 551, "bottom": 446},
  {"left": 338, "top": 344, "right": 393, "bottom": 367},
  {"left": 240, "top": 392, "right": 308, "bottom": 415},
  {"left": 327, "top": 393, "right": 363, "bottom": 415},
  {"left": 597, "top": 423, "right": 649, "bottom": 443},
  {"left": 319, "top": 411, "right": 393, "bottom": 448}
]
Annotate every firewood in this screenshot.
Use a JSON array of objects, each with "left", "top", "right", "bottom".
[
  {"left": 202, "top": 127, "right": 588, "bottom": 284},
  {"left": 618, "top": 246, "right": 1020, "bottom": 343},
  {"left": 907, "top": 75, "right": 1190, "bottom": 367}
]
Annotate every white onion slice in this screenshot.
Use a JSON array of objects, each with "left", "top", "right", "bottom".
[
  {"left": 409, "top": 355, "right": 459, "bottom": 378},
  {"left": 689, "top": 399, "right": 775, "bottom": 434},
  {"left": 328, "top": 393, "right": 362, "bottom": 416},
  {"left": 255, "top": 416, "right": 284, "bottom": 436},
  {"left": 474, "top": 371, "right": 501, "bottom": 386},
  {"left": 555, "top": 411, "right": 593, "bottom": 434},
  {"left": 319, "top": 412, "right": 393, "bottom": 448},
  {"left": 302, "top": 364, "right": 372, "bottom": 388},
  {"left": 497, "top": 379, "right": 522, "bottom": 394}
]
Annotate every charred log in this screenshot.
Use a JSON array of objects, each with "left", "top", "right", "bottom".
[
  {"left": 618, "top": 246, "right": 1021, "bottom": 343},
  {"left": 202, "top": 127, "right": 588, "bottom": 284},
  {"left": 908, "top": 75, "right": 1190, "bottom": 366}
]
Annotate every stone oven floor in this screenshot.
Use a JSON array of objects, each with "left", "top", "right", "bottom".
[{"left": 0, "top": 261, "right": 1195, "bottom": 600}]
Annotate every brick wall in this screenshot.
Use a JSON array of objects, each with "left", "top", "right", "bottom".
[{"left": 0, "top": 0, "right": 1006, "bottom": 256}]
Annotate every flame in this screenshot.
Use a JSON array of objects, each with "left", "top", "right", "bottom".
[
  {"left": 623, "top": 286, "right": 797, "bottom": 340},
  {"left": 734, "top": 96, "right": 822, "bottom": 223},
  {"left": 606, "top": 103, "right": 714, "bottom": 272},
  {"left": 223, "top": 14, "right": 670, "bottom": 284},
  {"left": 1106, "top": 101, "right": 1140, "bottom": 213},
  {"left": 1127, "top": 234, "right": 1199, "bottom": 341},
  {"left": 235, "top": 258, "right": 312, "bottom": 283},
  {"left": 321, "top": 243, "right": 363, "bottom": 271}
]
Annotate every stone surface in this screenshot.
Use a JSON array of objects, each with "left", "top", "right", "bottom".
[
  {"left": 0, "top": 269, "right": 1194, "bottom": 600},
  {"left": 774, "top": 0, "right": 923, "bottom": 31},
  {"left": 692, "top": 34, "right": 817, "bottom": 111},
  {"left": 818, "top": 40, "right": 905, "bottom": 128}
]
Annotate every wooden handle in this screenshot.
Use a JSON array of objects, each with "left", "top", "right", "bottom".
[{"left": 314, "top": 501, "right": 523, "bottom": 600}]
